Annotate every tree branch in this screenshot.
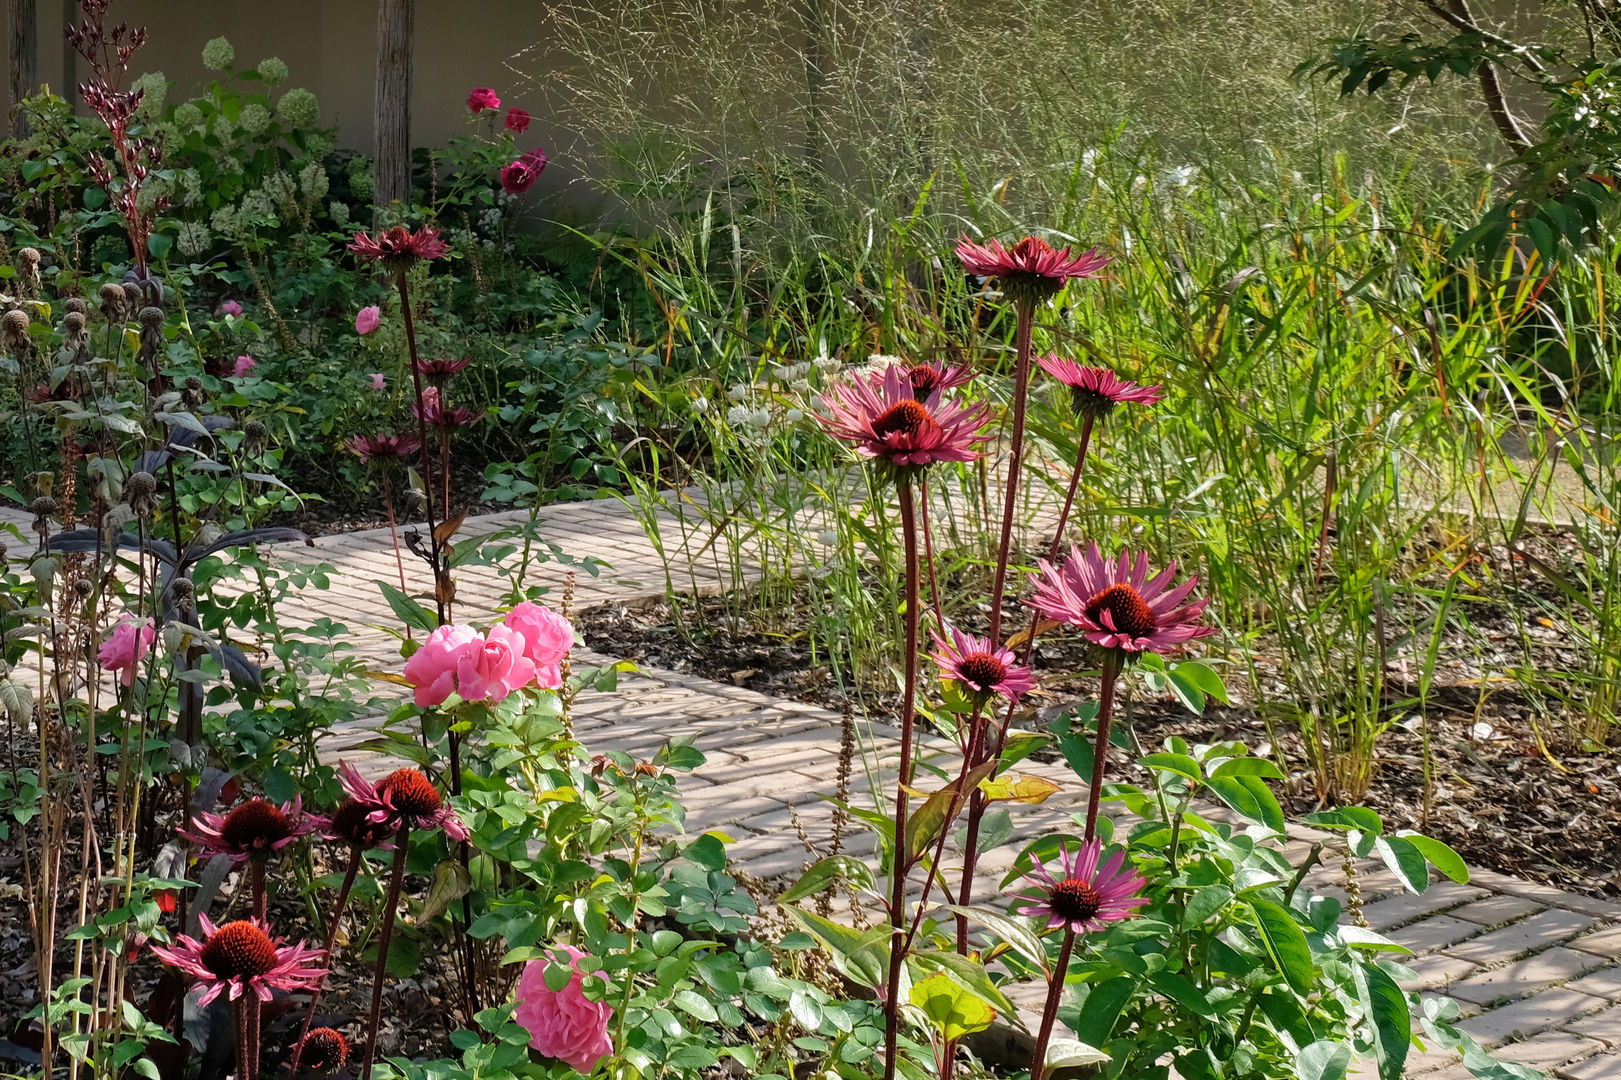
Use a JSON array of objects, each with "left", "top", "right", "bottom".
[
  {"left": 1420, "top": 0, "right": 1547, "bottom": 75},
  {"left": 1428, "top": 0, "right": 1536, "bottom": 155}
]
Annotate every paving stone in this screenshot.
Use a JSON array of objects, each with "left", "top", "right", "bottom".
[
  {"left": 1558, "top": 1049, "right": 1621, "bottom": 1079},
  {"left": 1392, "top": 915, "right": 1487, "bottom": 953},
  {"left": 1490, "top": 1030, "right": 1606, "bottom": 1071},
  {"left": 1361, "top": 883, "right": 1488, "bottom": 930},
  {"left": 1450, "top": 894, "right": 1548, "bottom": 927},
  {"left": 1458, "top": 988, "right": 1609, "bottom": 1047},
  {"left": 1569, "top": 924, "right": 1621, "bottom": 959},
  {"left": 1450, "top": 947, "right": 1610, "bottom": 1005},
  {"left": 1567, "top": 965, "right": 1621, "bottom": 1003},
  {"left": 1566, "top": 1005, "right": 1621, "bottom": 1049},
  {"left": 1445, "top": 910, "right": 1598, "bottom": 963},
  {"left": 1397, "top": 954, "right": 1485, "bottom": 993}
]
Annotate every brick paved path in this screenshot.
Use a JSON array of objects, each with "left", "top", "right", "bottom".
[{"left": 10, "top": 485, "right": 1615, "bottom": 1078}]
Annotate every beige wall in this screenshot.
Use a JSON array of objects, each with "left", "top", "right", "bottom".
[{"left": 4, "top": 0, "right": 576, "bottom": 205}]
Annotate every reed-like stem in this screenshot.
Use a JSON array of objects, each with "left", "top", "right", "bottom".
[
  {"left": 984, "top": 296, "right": 1036, "bottom": 646},
  {"left": 1029, "top": 927, "right": 1077, "bottom": 1080},
  {"left": 360, "top": 822, "right": 413, "bottom": 1080}
]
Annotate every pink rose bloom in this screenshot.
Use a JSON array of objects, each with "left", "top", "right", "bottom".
[
  {"left": 467, "top": 87, "right": 501, "bottom": 113},
  {"left": 356, "top": 305, "right": 381, "bottom": 335},
  {"left": 521, "top": 147, "right": 548, "bottom": 174},
  {"left": 457, "top": 624, "right": 537, "bottom": 703},
  {"left": 402, "top": 624, "right": 482, "bottom": 707},
  {"left": 233, "top": 355, "right": 256, "bottom": 377},
  {"left": 515, "top": 946, "right": 613, "bottom": 1074},
  {"left": 505, "top": 107, "right": 530, "bottom": 133},
  {"left": 500, "top": 159, "right": 537, "bottom": 195},
  {"left": 216, "top": 300, "right": 243, "bottom": 317},
  {"left": 368, "top": 372, "right": 386, "bottom": 390},
  {"left": 99, "top": 618, "right": 156, "bottom": 687},
  {"left": 503, "top": 602, "right": 573, "bottom": 689}
]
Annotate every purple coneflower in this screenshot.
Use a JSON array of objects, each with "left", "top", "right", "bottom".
[
  {"left": 1030, "top": 543, "right": 1214, "bottom": 656},
  {"left": 336, "top": 761, "right": 469, "bottom": 842},
  {"left": 346, "top": 432, "right": 421, "bottom": 465},
  {"left": 903, "top": 360, "right": 975, "bottom": 401},
  {"left": 930, "top": 627, "right": 1036, "bottom": 705},
  {"left": 177, "top": 797, "right": 321, "bottom": 864},
  {"left": 412, "top": 355, "right": 472, "bottom": 379},
  {"left": 349, "top": 225, "right": 449, "bottom": 274},
  {"left": 297, "top": 1028, "right": 350, "bottom": 1073},
  {"left": 412, "top": 386, "right": 478, "bottom": 428},
  {"left": 1036, "top": 355, "right": 1164, "bottom": 419},
  {"left": 148, "top": 915, "right": 326, "bottom": 1005},
  {"left": 817, "top": 365, "right": 990, "bottom": 472},
  {"left": 1011, "top": 838, "right": 1148, "bottom": 934},
  {"left": 955, "top": 234, "right": 1111, "bottom": 305}
]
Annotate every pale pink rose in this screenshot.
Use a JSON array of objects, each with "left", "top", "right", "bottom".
[
  {"left": 233, "top": 355, "right": 256, "bottom": 377},
  {"left": 457, "top": 624, "right": 537, "bottom": 704},
  {"left": 216, "top": 300, "right": 243, "bottom": 317},
  {"left": 355, "top": 305, "right": 381, "bottom": 335},
  {"left": 99, "top": 617, "right": 156, "bottom": 687},
  {"left": 368, "top": 372, "right": 386, "bottom": 390},
  {"left": 514, "top": 946, "right": 613, "bottom": 1074},
  {"left": 401, "top": 624, "right": 482, "bottom": 708},
  {"left": 503, "top": 602, "right": 573, "bottom": 689}
]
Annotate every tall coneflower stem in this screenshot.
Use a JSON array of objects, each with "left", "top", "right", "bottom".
[
  {"left": 287, "top": 847, "right": 363, "bottom": 1079},
  {"left": 1029, "top": 927, "right": 1077, "bottom": 1080},
  {"left": 882, "top": 473, "right": 924, "bottom": 1080},
  {"left": 1083, "top": 654, "right": 1123, "bottom": 842},
  {"left": 955, "top": 413, "right": 1098, "bottom": 953},
  {"left": 250, "top": 860, "right": 266, "bottom": 921},
  {"left": 360, "top": 822, "right": 412, "bottom": 1080},
  {"left": 916, "top": 476, "right": 946, "bottom": 633},
  {"left": 985, "top": 295, "right": 1037, "bottom": 646},
  {"left": 394, "top": 271, "right": 446, "bottom": 626}
]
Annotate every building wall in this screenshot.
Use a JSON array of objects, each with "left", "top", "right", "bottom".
[{"left": 3, "top": 0, "right": 576, "bottom": 205}]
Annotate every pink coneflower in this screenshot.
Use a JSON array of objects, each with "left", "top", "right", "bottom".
[
  {"left": 346, "top": 432, "right": 421, "bottom": 464},
  {"left": 955, "top": 234, "right": 1111, "bottom": 305},
  {"left": 148, "top": 915, "right": 326, "bottom": 1005},
  {"left": 412, "top": 355, "right": 472, "bottom": 379},
  {"left": 1036, "top": 355, "right": 1164, "bottom": 419},
  {"left": 335, "top": 761, "right": 469, "bottom": 842},
  {"left": 467, "top": 87, "right": 501, "bottom": 113},
  {"left": 1010, "top": 838, "right": 1148, "bottom": 934},
  {"left": 324, "top": 797, "right": 395, "bottom": 849},
  {"left": 412, "top": 386, "right": 478, "bottom": 428},
  {"left": 903, "top": 360, "right": 975, "bottom": 401},
  {"left": 817, "top": 365, "right": 991, "bottom": 471},
  {"left": 930, "top": 627, "right": 1036, "bottom": 704},
  {"left": 349, "top": 225, "right": 449, "bottom": 274},
  {"left": 336, "top": 760, "right": 389, "bottom": 820},
  {"left": 505, "top": 107, "right": 531, "bottom": 133},
  {"left": 1030, "top": 543, "right": 1214, "bottom": 655},
  {"left": 297, "top": 1028, "right": 350, "bottom": 1073},
  {"left": 177, "top": 796, "right": 321, "bottom": 864}
]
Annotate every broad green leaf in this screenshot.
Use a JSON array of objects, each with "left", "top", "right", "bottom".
[
  {"left": 1375, "top": 835, "right": 1429, "bottom": 894},
  {"left": 1209, "top": 757, "right": 1285, "bottom": 780},
  {"left": 672, "top": 989, "right": 718, "bottom": 1023},
  {"left": 1250, "top": 898, "right": 1314, "bottom": 995},
  {"left": 1303, "top": 807, "right": 1383, "bottom": 834},
  {"left": 777, "top": 855, "right": 876, "bottom": 904},
  {"left": 1352, "top": 960, "right": 1411, "bottom": 1080},
  {"left": 1297, "top": 1040, "right": 1352, "bottom": 1080},
  {"left": 1045, "top": 1039, "right": 1111, "bottom": 1069},
  {"left": 782, "top": 905, "right": 888, "bottom": 989},
  {"left": 376, "top": 579, "right": 437, "bottom": 633},
  {"left": 945, "top": 904, "right": 1048, "bottom": 973},
  {"left": 908, "top": 972, "right": 996, "bottom": 1041},
  {"left": 1147, "top": 971, "right": 1215, "bottom": 1018},
  {"left": 1137, "top": 753, "right": 1202, "bottom": 783},
  {"left": 910, "top": 949, "right": 1017, "bottom": 1016},
  {"left": 1208, "top": 775, "right": 1285, "bottom": 833},
  {"left": 1397, "top": 832, "right": 1469, "bottom": 884}
]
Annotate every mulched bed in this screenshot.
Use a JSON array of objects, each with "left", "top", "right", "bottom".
[{"left": 581, "top": 530, "right": 1621, "bottom": 903}]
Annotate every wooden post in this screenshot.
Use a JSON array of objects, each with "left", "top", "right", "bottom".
[
  {"left": 373, "top": 0, "right": 414, "bottom": 215},
  {"left": 8, "top": 0, "right": 36, "bottom": 136}
]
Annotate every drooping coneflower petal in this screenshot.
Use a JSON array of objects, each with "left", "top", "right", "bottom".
[
  {"left": 177, "top": 796, "right": 322, "bottom": 864},
  {"left": 1009, "top": 838, "right": 1148, "bottom": 934},
  {"left": 1029, "top": 543, "right": 1215, "bottom": 655},
  {"left": 929, "top": 627, "right": 1037, "bottom": 703},
  {"left": 149, "top": 915, "right": 327, "bottom": 1005},
  {"left": 817, "top": 365, "right": 991, "bottom": 470},
  {"left": 955, "top": 234, "right": 1111, "bottom": 305},
  {"left": 1035, "top": 355, "right": 1164, "bottom": 419}
]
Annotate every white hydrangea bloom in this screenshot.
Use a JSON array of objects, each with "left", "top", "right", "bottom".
[
  {"left": 237, "top": 103, "right": 271, "bottom": 136},
  {"left": 298, "top": 161, "right": 329, "bottom": 201},
  {"left": 175, "top": 222, "right": 212, "bottom": 257},
  {"left": 276, "top": 88, "right": 320, "bottom": 130},
  {"left": 131, "top": 71, "right": 167, "bottom": 121},
  {"left": 327, "top": 200, "right": 350, "bottom": 226},
  {"left": 172, "top": 102, "right": 204, "bottom": 130},
  {"left": 201, "top": 36, "right": 235, "bottom": 71},
  {"left": 257, "top": 57, "right": 289, "bottom": 87}
]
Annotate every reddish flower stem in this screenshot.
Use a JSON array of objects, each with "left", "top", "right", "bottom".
[
  {"left": 250, "top": 859, "right": 266, "bottom": 922},
  {"left": 984, "top": 296, "right": 1036, "bottom": 647},
  {"left": 1029, "top": 927, "right": 1077, "bottom": 1080},
  {"left": 1083, "top": 654, "right": 1122, "bottom": 842},
  {"left": 287, "top": 846, "right": 362, "bottom": 1079},
  {"left": 882, "top": 474, "right": 923, "bottom": 1080},
  {"left": 916, "top": 476, "right": 946, "bottom": 634},
  {"left": 394, "top": 272, "right": 446, "bottom": 626},
  {"left": 360, "top": 822, "right": 412, "bottom": 1080}
]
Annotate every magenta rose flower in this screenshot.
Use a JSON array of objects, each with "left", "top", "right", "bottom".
[
  {"left": 355, "top": 305, "right": 381, "bottom": 335},
  {"left": 502, "top": 602, "right": 573, "bottom": 689},
  {"left": 467, "top": 87, "right": 500, "bottom": 113},
  {"left": 500, "top": 159, "right": 537, "bottom": 195},
  {"left": 458, "top": 624, "right": 538, "bottom": 703},
  {"left": 515, "top": 946, "right": 613, "bottom": 1074},
  {"left": 216, "top": 299, "right": 243, "bottom": 317},
  {"left": 401, "top": 624, "right": 482, "bottom": 707},
  {"left": 233, "top": 355, "right": 256, "bottom": 377},
  {"left": 98, "top": 617, "right": 156, "bottom": 687},
  {"left": 505, "top": 107, "right": 530, "bottom": 133}
]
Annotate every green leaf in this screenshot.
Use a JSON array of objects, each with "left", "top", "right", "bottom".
[
  {"left": 1302, "top": 807, "right": 1383, "bottom": 834},
  {"left": 262, "top": 766, "right": 293, "bottom": 804},
  {"left": 418, "top": 859, "right": 472, "bottom": 922},
  {"left": 1397, "top": 832, "right": 1469, "bottom": 884},
  {"left": 1375, "top": 835, "right": 1429, "bottom": 894},
  {"left": 1297, "top": 1040, "right": 1352, "bottom": 1080},
  {"left": 910, "top": 949, "right": 1016, "bottom": 1015},
  {"left": 945, "top": 904, "right": 1047, "bottom": 973},
  {"left": 1147, "top": 971, "right": 1215, "bottom": 1018},
  {"left": 1352, "top": 960, "right": 1411, "bottom": 1080},
  {"left": 1044, "top": 1040, "right": 1112, "bottom": 1069},
  {"left": 1209, "top": 757, "right": 1285, "bottom": 780},
  {"left": 1250, "top": 898, "right": 1314, "bottom": 996},
  {"left": 777, "top": 855, "right": 876, "bottom": 904},
  {"left": 908, "top": 972, "right": 996, "bottom": 1041},
  {"left": 1170, "top": 658, "right": 1230, "bottom": 703},
  {"left": 1138, "top": 753, "right": 1202, "bottom": 783},
  {"left": 1208, "top": 775, "right": 1285, "bottom": 833},
  {"left": 672, "top": 989, "right": 718, "bottom": 1023},
  {"left": 782, "top": 905, "right": 888, "bottom": 989},
  {"left": 376, "top": 579, "right": 437, "bottom": 633}
]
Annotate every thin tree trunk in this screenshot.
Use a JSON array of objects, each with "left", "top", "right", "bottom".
[
  {"left": 1439, "top": 0, "right": 1534, "bottom": 155},
  {"left": 373, "top": 0, "right": 414, "bottom": 215},
  {"left": 9, "top": 0, "right": 36, "bottom": 137}
]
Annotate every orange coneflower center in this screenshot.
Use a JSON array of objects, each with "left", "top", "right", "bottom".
[
  {"left": 1049, "top": 878, "right": 1103, "bottom": 923},
  {"left": 381, "top": 768, "right": 442, "bottom": 816},
  {"left": 1011, "top": 236, "right": 1055, "bottom": 263},
  {"left": 299, "top": 1028, "right": 351, "bottom": 1072},
  {"left": 219, "top": 799, "right": 292, "bottom": 851},
  {"left": 201, "top": 920, "right": 277, "bottom": 980},
  {"left": 956, "top": 652, "right": 1008, "bottom": 691},
  {"left": 1084, "top": 583, "right": 1156, "bottom": 638},
  {"left": 871, "top": 399, "right": 939, "bottom": 442},
  {"left": 331, "top": 798, "right": 389, "bottom": 847}
]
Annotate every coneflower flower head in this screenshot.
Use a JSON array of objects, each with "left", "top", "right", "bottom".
[
  {"left": 1030, "top": 543, "right": 1215, "bottom": 656},
  {"left": 346, "top": 432, "right": 421, "bottom": 464},
  {"left": 1035, "top": 355, "right": 1165, "bottom": 420},
  {"left": 349, "top": 224, "right": 449, "bottom": 274},
  {"left": 929, "top": 627, "right": 1037, "bottom": 705},
  {"left": 297, "top": 1028, "right": 350, "bottom": 1072},
  {"left": 954, "top": 234, "right": 1111, "bottom": 306},
  {"left": 148, "top": 915, "right": 326, "bottom": 1005},
  {"left": 903, "top": 360, "right": 975, "bottom": 401},
  {"left": 412, "top": 385, "right": 478, "bottom": 428},
  {"left": 412, "top": 355, "right": 473, "bottom": 380},
  {"left": 1010, "top": 837, "right": 1148, "bottom": 934},
  {"left": 337, "top": 761, "right": 469, "bottom": 842},
  {"left": 816, "top": 365, "right": 991, "bottom": 477},
  {"left": 177, "top": 796, "right": 322, "bottom": 864}
]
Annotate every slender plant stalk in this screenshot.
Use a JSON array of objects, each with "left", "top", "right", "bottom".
[
  {"left": 288, "top": 847, "right": 363, "bottom": 1078},
  {"left": 1029, "top": 927, "right": 1077, "bottom": 1080},
  {"left": 251, "top": 859, "right": 267, "bottom": 921},
  {"left": 1083, "top": 654, "right": 1122, "bottom": 841},
  {"left": 881, "top": 473, "right": 923, "bottom": 1080},
  {"left": 360, "top": 822, "right": 413, "bottom": 1080},
  {"left": 984, "top": 295, "right": 1037, "bottom": 646}
]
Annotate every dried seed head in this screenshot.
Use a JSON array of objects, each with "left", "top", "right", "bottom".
[
  {"left": 169, "top": 578, "right": 195, "bottom": 601},
  {"left": 185, "top": 374, "right": 202, "bottom": 391},
  {"left": 121, "top": 282, "right": 143, "bottom": 307},
  {"left": 2, "top": 308, "right": 31, "bottom": 350},
  {"left": 71, "top": 578, "right": 93, "bottom": 598},
  {"left": 16, "top": 247, "right": 39, "bottom": 267},
  {"left": 138, "top": 305, "right": 164, "bottom": 328},
  {"left": 242, "top": 420, "right": 269, "bottom": 453},
  {"left": 124, "top": 472, "right": 159, "bottom": 515},
  {"left": 63, "top": 297, "right": 88, "bottom": 317},
  {"left": 63, "top": 311, "right": 86, "bottom": 335}
]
